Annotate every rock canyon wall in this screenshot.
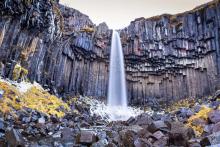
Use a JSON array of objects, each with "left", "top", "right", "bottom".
[{"left": 0, "top": 0, "right": 220, "bottom": 106}]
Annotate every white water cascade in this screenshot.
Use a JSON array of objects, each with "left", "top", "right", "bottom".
[
  {"left": 108, "top": 30, "right": 127, "bottom": 107},
  {"left": 107, "top": 30, "right": 129, "bottom": 120}
]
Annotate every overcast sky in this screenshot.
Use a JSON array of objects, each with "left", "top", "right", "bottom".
[{"left": 60, "top": 0, "right": 212, "bottom": 29}]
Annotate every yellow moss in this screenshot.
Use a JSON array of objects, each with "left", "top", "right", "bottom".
[
  {"left": 0, "top": 81, "right": 70, "bottom": 118},
  {"left": 12, "top": 64, "right": 28, "bottom": 81},
  {"left": 12, "top": 64, "right": 22, "bottom": 81},
  {"left": 80, "top": 26, "right": 94, "bottom": 33},
  {"left": 187, "top": 106, "right": 212, "bottom": 136},
  {"left": 21, "top": 87, "right": 70, "bottom": 117},
  {"left": 166, "top": 98, "right": 195, "bottom": 112},
  {"left": 0, "top": 82, "right": 22, "bottom": 114}
]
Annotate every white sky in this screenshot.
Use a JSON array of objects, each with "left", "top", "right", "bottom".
[{"left": 60, "top": 0, "right": 212, "bottom": 29}]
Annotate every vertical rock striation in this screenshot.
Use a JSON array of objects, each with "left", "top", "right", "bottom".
[
  {"left": 0, "top": 0, "right": 220, "bottom": 106},
  {"left": 121, "top": 0, "right": 220, "bottom": 105}
]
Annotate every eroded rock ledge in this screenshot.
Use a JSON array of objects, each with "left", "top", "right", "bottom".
[{"left": 0, "top": 0, "right": 220, "bottom": 106}]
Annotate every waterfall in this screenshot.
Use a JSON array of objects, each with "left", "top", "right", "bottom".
[{"left": 108, "top": 30, "right": 127, "bottom": 108}]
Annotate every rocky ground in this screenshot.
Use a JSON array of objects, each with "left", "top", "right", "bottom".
[{"left": 0, "top": 78, "right": 220, "bottom": 147}]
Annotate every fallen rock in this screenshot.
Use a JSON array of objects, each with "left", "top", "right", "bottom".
[
  {"left": 169, "top": 122, "right": 195, "bottom": 146},
  {"left": 208, "top": 110, "right": 220, "bottom": 124},
  {"left": 78, "top": 131, "right": 97, "bottom": 145},
  {"left": 212, "top": 90, "right": 220, "bottom": 101},
  {"left": 129, "top": 113, "right": 153, "bottom": 126},
  {"left": 92, "top": 139, "right": 108, "bottom": 147},
  {"left": 5, "top": 128, "right": 25, "bottom": 147},
  {"left": 213, "top": 122, "right": 220, "bottom": 133},
  {"left": 119, "top": 129, "right": 136, "bottom": 147},
  {"left": 151, "top": 131, "right": 165, "bottom": 140},
  {"left": 134, "top": 138, "right": 152, "bottom": 147},
  {"left": 204, "top": 124, "right": 214, "bottom": 134},
  {"left": 38, "top": 117, "right": 46, "bottom": 124},
  {"left": 61, "top": 127, "right": 74, "bottom": 142},
  {"left": 200, "top": 131, "right": 220, "bottom": 146},
  {"left": 148, "top": 121, "right": 168, "bottom": 133},
  {"left": 153, "top": 136, "right": 168, "bottom": 147}
]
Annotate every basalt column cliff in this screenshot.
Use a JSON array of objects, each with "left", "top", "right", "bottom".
[
  {"left": 0, "top": 0, "right": 220, "bottom": 106},
  {"left": 0, "top": 0, "right": 112, "bottom": 99},
  {"left": 121, "top": 1, "right": 220, "bottom": 105}
]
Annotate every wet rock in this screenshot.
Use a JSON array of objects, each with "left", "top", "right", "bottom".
[
  {"left": 78, "top": 131, "right": 97, "bottom": 145},
  {"left": 169, "top": 122, "right": 195, "bottom": 146},
  {"left": 147, "top": 121, "right": 168, "bottom": 133},
  {"left": 38, "top": 117, "right": 46, "bottom": 124},
  {"left": 200, "top": 131, "right": 220, "bottom": 146},
  {"left": 5, "top": 128, "right": 25, "bottom": 147},
  {"left": 208, "top": 110, "right": 220, "bottom": 123},
  {"left": 126, "top": 117, "right": 136, "bottom": 125}
]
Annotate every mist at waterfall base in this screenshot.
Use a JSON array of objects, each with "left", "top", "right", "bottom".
[{"left": 106, "top": 30, "right": 134, "bottom": 121}]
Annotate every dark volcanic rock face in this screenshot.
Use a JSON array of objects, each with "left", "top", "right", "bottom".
[
  {"left": 121, "top": 1, "right": 220, "bottom": 105},
  {"left": 0, "top": 0, "right": 220, "bottom": 106}
]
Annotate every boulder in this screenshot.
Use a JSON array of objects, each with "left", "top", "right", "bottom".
[
  {"left": 78, "top": 131, "right": 97, "bottom": 145},
  {"left": 128, "top": 113, "right": 153, "bottom": 126},
  {"left": 213, "top": 122, "right": 220, "bottom": 133},
  {"left": 119, "top": 129, "right": 136, "bottom": 147},
  {"left": 92, "top": 139, "right": 108, "bottom": 147},
  {"left": 134, "top": 138, "right": 152, "bottom": 147},
  {"left": 61, "top": 127, "right": 74, "bottom": 142},
  {"left": 151, "top": 131, "right": 165, "bottom": 140},
  {"left": 200, "top": 131, "right": 220, "bottom": 146},
  {"left": 169, "top": 122, "right": 195, "bottom": 146},
  {"left": 147, "top": 121, "right": 168, "bottom": 133},
  {"left": 208, "top": 110, "right": 220, "bottom": 124},
  {"left": 5, "top": 128, "right": 25, "bottom": 147},
  {"left": 212, "top": 90, "right": 220, "bottom": 101}
]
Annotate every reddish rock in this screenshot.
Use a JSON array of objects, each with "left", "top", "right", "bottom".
[
  {"left": 79, "top": 131, "right": 97, "bottom": 145},
  {"left": 169, "top": 122, "right": 195, "bottom": 146}
]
